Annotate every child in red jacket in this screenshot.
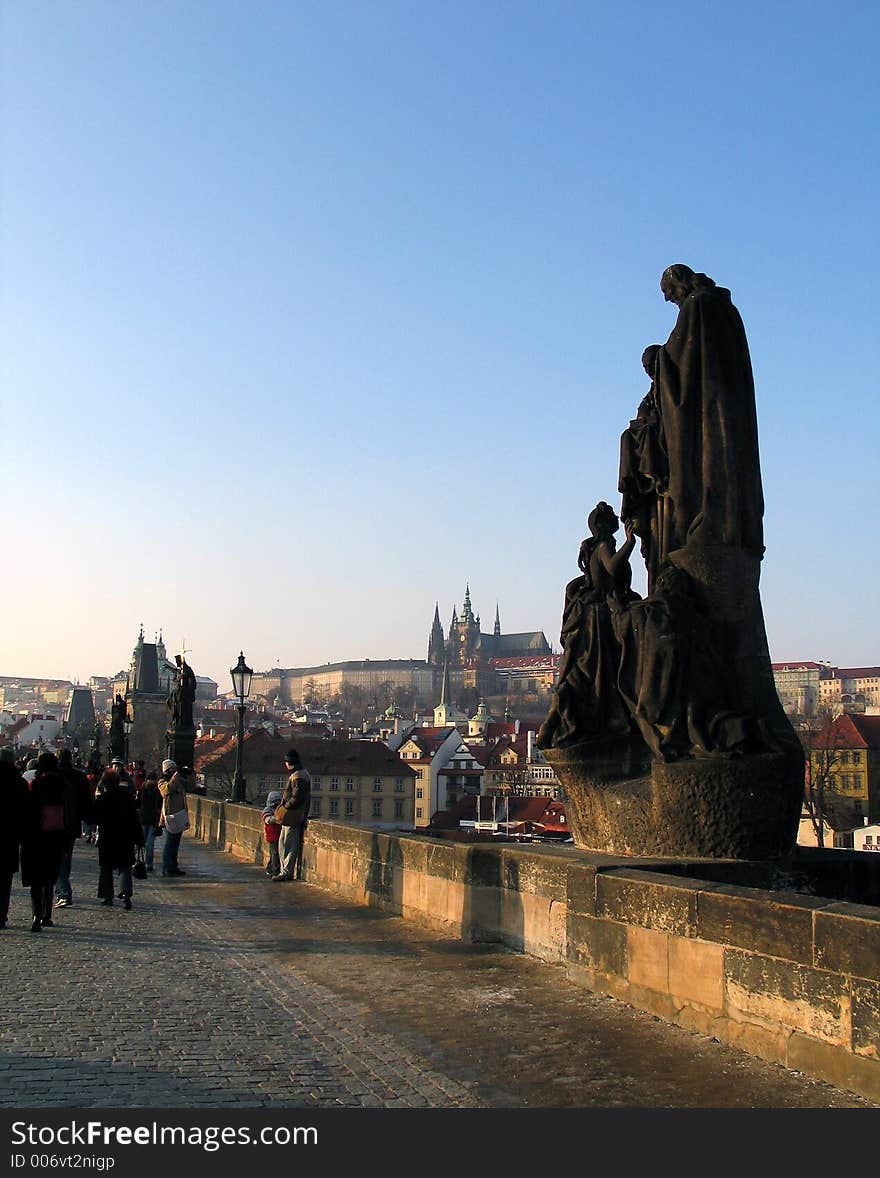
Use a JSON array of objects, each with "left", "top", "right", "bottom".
[{"left": 261, "top": 791, "right": 282, "bottom": 878}]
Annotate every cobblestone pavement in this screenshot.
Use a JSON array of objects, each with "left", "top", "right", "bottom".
[{"left": 1, "top": 836, "right": 875, "bottom": 1109}]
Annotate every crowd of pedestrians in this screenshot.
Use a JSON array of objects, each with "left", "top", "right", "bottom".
[
  {"left": 1, "top": 741, "right": 312, "bottom": 931},
  {"left": 0, "top": 747, "right": 193, "bottom": 932}
]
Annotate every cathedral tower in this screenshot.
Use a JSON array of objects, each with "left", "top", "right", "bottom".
[{"left": 427, "top": 603, "right": 445, "bottom": 666}]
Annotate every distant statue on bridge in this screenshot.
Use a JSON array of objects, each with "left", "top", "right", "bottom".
[
  {"left": 109, "top": 693, "right": 127, "bottom": 761},
  {"left": 168, "top": 655, "right": 197, "bottom": 732}
]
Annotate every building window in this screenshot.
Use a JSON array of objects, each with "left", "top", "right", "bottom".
[
  {"left": 259, "top": 776, "right": 267, "bottom": 790},
  {"left": 311, "top": 799, "right": 321, "bottom": 817},
  {"left": 416, "top": 806, "right": 423, "bottom": 819},
  {"left": 345, "top": 777, "right": 354, "bottom": 791},
  {"left": 330, "top": 777, "right": 339, "bottom": 791},
  {"left": 416, "top": 788, "right": 423, "bottom": 799},
  {"left": 329, "top": 798, "right": 339, "bottom": 816},
  {"left": 373, "top": 778, "right": 382, "bottom": 792},
  {"left": 372, "top": 799, "right": 383, "bottom": 818},
  {"left": 395, "top": 777, "right": 404, "bottom": 791},
  {"left": 312, "top": 777, "right": 322, "bottom": 791},
  {"left": 394, "top": 800, "right": 404, "bottom": 819},
  {"left": 854, "top": 752, "right": 862, "bottom": 764},
  {"left": 345, "top": 799, "right": 354, "bottom": 817}
]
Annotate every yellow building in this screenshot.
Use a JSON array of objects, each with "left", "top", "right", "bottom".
[{"left": 808, "top": 713, "right": 880, "bottom": 825}]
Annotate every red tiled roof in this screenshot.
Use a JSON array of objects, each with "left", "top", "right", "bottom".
[
  {"left": 771, "top": 662, "right": 825, "bottom": 671},
  {"left": 839, "top": 668, "right": 880, "bottom": 679},
  {"left": 442, "top": 795, "right": 568, "bottom": 830},
  {"left": 811, "top": 714, "right": 880, "bottom": 750},
  {"left": 847, "top": 715, "right": 880, "bottom": 745},
  {"left": 198, "top": 729, "right": 415, "bottom": 777},
  {"left": 484, "top": 722, "right": 519, "bottom": 740},
  {"left": 463, "top": 746, "right": 489, "bottom": 767}
]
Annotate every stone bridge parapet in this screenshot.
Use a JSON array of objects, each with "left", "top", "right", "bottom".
[{"left": 186, "top": 795, "right": 880, "bottom": 1104}]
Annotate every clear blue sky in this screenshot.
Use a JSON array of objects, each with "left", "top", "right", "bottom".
[{"left": 3, "top": 1, "right": 878, "bottom": 691}]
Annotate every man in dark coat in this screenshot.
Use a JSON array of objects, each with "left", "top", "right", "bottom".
[
  {"left": 92, "top": 770, "right": 144, "bottom": 910},
  {"left": 0, "top": 747, "right": 28, "bottom": 929},
  {"left": 20, "top": 752, "right": 68, "bottom": 932},
  {"left": 272, "top": 748, "right": 311, "bottom": 882},
  {"left": 54, "top": 747, "right": 93, "bottom": 908}
]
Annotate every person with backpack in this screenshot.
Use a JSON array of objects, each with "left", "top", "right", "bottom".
[
  {"left": 92, "top": 769, "right": 144, "bottom": 910},
  {"left": 20, "top": 752, "right": 69, "bottom": 932}
]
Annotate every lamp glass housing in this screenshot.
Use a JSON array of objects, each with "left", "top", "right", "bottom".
[{"left": 231, "top": 652, "right": 253, "bottom": 704}]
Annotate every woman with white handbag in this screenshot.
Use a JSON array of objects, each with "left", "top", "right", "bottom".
[{"left": 158, "top": 759, "right": 191, "bottom": 877}]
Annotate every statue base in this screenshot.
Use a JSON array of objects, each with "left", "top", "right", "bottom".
[
  {"left": 544, "top": 737, "right": 803, "bottom": 859},
  {"left": 167, "top": 726, "right": 196, "bottom": 772}
]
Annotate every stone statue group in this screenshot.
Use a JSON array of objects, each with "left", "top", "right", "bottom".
[
  {"left": 168, "top": 655, "right": 197, "bottom": 733},
  {"left": 539, "top": 264, "right": 794, "bottom": 765}
]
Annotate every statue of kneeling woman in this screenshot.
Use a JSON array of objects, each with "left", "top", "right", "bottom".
[
  {"left": 537, "top": 502, "right": 639, "bottom": 749},
  {"left": 539, "top": 501, "right": 756, "bottom": 761}
]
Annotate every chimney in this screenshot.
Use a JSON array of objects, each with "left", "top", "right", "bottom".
[{"left": 527, "top": 729, "right": 535, "bottom": 762}]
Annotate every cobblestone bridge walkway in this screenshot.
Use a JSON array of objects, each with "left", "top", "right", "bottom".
[{"left": 1, "top": 836, "right": 874, "bottom": 1109}]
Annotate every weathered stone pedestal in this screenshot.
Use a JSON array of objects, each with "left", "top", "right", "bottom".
[
  {"left": 545, "top": 737, "right": 803, "bottom": 859},
  {"left": 168, "top": 726, "right": 196, "bottom": 771},
  {"left": 129, "top": 697, "right": 170, "bottom": 772}
]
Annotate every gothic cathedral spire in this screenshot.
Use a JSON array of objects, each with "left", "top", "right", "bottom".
[{"left": 427, "top": 602, "right": 445, "bottom": 665}]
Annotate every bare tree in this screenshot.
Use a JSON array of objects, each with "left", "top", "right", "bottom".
[{"left": 799, "top": 714, "right": 845, "bottom": 849}]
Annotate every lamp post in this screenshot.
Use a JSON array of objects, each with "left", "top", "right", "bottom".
[
  {"left": 124, "top": 712, "right": 133, "bottom": 766},
  {"left": 230, "top": 651, "right": 253, "bottom": 804}
]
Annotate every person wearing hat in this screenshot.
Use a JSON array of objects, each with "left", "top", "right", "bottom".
[
  {"left": 260, "top": 790, "right": 283, "bottom": 878},
  {"left": 158, "top": 759, "right": 191, "bottom": 877},
  {"left": 272, "top": 748, "right": 311, "bottom": 882},
  {"left": 0, "top": 747, "right": 28, "bottom": 928},
  {"left": 110, "top": 757, "right": 134, "bottom": 792}
]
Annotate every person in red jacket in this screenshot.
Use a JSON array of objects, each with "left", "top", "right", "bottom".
[{"left": 261, "top": 790, "right": 283, "bottom": 878}]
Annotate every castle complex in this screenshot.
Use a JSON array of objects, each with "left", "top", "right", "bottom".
[
  {"left": 249, "top": 587, "right": 555, "bottom": 711},
  {"left": 427, "top": 585, "right": 551, "bottom": 667}
]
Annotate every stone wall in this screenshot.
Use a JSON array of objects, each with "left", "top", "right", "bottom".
[{"left": 186, "top": 796, "right": 880, "bottom": 1104}]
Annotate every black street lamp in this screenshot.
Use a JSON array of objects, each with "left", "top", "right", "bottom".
[
  {"left": 230, "top": 651, "right": 253, "bottom": 804},
  {"left": 124, "top": 712, "right": 133, "bottom": 765}
]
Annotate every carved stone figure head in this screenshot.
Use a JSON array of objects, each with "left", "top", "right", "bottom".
[
  {"left": 660, "top": 264, "right": 695, "bottom": 306},
  {"left": 588, "top": 501, "right": 619, "bottom": 539},
  {"left": 641, "top": 344, "right": 660, "bottom": 377}
]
